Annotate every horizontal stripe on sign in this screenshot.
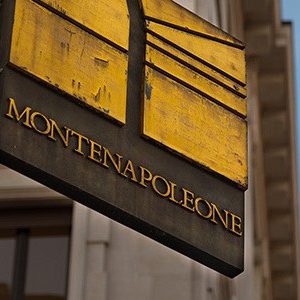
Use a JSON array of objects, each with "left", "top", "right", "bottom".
[
  {"left": 146, "top": 21, "right": 246, "bottom": 85},
  {"left": 146, "top": 33, "right": 246, "bottom": 99},
  {"left": 145, "top": 45, "right": 246, "bottom": 118}
]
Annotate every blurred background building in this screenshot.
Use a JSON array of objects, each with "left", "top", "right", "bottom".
[{"left": 0, "top": 0, "right": 299, "bottom": 299}]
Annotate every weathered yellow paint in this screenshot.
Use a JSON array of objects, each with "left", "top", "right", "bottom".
[
  {"left": 140, "top": 0, "right": 244, "bottom": 48},
  {"left": 38, "top": 0, "right": 130, "bottom": 51},
  {"left": 141, "top": 1, "right": 247, "bottom": 186},
  {"left": 147, "top": 22, "right": 246, "bottom": 85},
  {"left": 146, "top": 33, "right": 246, "bottom": 98},
  {"left": 10, "top": 0, "right": 128, "bottom": 124},
  {"left": 143, "top": 67, "right": 247, "bottom": 187},
  {"left": 146, "top": 45, "right": 246, "bottom": 117}
]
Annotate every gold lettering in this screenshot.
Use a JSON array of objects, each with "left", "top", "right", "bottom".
[
  {"left": 102, "top": 147, "right": 122, "bottom": 173},
  {"left": 139, "top": 166, "right": 153, "bottom": 187},
  {"left": 4, "top": 99, "right": 244, "bottom": 238},
  {"left": 71, "top": 130, "right": 90, "bottom": 156},
  {"left": 230, "top": 213, "right": 243, "bottom": 236},
  {"left": 181, "top": 188, "right": 195, "bottom": 212},
  {"left": 5, "top": 98, "right": 32, "bottom": 128},
  {"left": 30, "top": 112, "right": 51, "bottom": 135},
  {"left": 121, "top": 160, "right": 138, "bottom": 182},
  {"left": 88, "top": 140, "right": 103, "bottom": 163},
  {"left": 152, "top": 175, "right": 171, "bottom": 197},
  {"left": 48, "top": 119, "right": 70, "bottom": 147},
  {"left": 210, "top": 203, "right": 229, "bottom": 229},
  {"left": 169, "top": 181, "right": 182, "bottom": 204},
  {"left": 195, "top": 198, "right": 212, "bottom": 219}
]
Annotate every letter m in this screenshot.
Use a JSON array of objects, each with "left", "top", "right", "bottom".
[{"left": 5, "top": 98, "right": 32, "bottom": 127}]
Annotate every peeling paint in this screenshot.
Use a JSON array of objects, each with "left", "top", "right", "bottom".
[
  {"left": 145, "top": 80, "right": 153, "bottom": 100},
  {"left": 94, "top": 87, "right": 101, "bottom": 102}
]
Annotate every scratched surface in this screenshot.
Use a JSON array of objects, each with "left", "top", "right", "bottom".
[{"left": 10, "top": 0, "right": 128, "bottom": 124}]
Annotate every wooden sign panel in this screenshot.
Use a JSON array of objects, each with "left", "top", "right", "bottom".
[{"left": 0, "top": 0, "right": 247, "bottom": 277}]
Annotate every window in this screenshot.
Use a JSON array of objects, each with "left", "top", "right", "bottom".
[{"left": 0, "top": 207, "right": 72, "bottom": 300}]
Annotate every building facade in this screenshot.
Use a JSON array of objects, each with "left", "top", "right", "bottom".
[{"left": 0, "top": 0, "right": 299, "bottom": 299}]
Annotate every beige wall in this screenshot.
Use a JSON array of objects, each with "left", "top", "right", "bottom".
[{"left": 68, "top": 203, "right": 232, "bottom": 300}]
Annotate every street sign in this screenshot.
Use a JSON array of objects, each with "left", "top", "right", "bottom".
[{"left": 0, "top": 0, "right": 247, "bottom": 277}]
